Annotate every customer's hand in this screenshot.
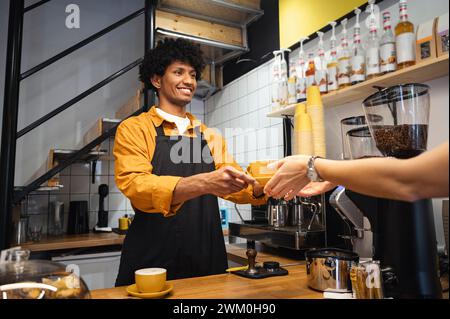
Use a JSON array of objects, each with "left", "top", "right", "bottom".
[
  {"left": 298, "top": 181, "right": 337, "bottom": 197},
  {"left": 206, "top": 166, "right": 256, "bottom": 197},
  {"left": 264, "top": 155, "right": 310, "bottom": 201}
]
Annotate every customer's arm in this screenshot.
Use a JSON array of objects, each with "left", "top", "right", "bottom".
[{"left": 265, "top": 142, "right": 449, "bottom": 202}]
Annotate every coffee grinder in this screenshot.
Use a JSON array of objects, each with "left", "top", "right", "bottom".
[{"left": 332, "top": 84, "right": 442, "bottom": 298}]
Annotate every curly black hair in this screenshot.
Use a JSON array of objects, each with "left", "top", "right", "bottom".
[{"left": 139, "top": 38, "right": 206, "bottom": 92}]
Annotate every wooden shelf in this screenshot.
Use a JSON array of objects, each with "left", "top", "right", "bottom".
[
  {"left": 158, "top": 0, "right": 263, "bottom": 27},
  {"left": 156, "top": 28, "right": 247, "bottom": 65},
  {"left": 20, "top": 232, "right": 125, "bottom": 252},
  {"left": 53, "top": 149, "right": 108, "bottom": 162},
  {"left": 267, "top": 54, "right": 449, "bottom": 118}
]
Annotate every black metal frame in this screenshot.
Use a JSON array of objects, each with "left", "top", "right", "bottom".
[
  {"left": 282, "top": 50, "right": 292, "bottom": 157},
  {"left": 144, "top": 0, "right": 157, "bottom": 111},
  {"left": 0, "top": 0, "right": 25, "bottom": 251},
  {"left": 0, "top": 0, "right": 156, "bottom": 250}
]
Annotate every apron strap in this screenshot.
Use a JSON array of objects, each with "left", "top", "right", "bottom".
[
  {"left": 155, "top": 124, "right": 165, "bottom": 137},
  {"left": 193, "top": 125, "right": 202, "bottom": 139}
]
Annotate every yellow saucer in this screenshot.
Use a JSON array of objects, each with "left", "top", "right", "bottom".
[{"left": 126, "top": 282, "right": 173, "bottom": 299}]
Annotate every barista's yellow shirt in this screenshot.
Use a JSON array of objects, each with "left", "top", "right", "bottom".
[{"left": 114, "top": 106, "right": 267, "bottom": 217}]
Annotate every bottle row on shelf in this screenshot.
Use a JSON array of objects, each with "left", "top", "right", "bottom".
[{"left": 270, "top": 0, "right": 449, "bottom": 113}]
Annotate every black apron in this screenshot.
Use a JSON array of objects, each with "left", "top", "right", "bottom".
[{"left": 115, "top": 123, "right": 228, "bottom": 286}]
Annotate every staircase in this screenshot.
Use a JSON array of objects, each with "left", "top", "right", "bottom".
[{"left": 0, "top": 0, "right": 263, "bottom": 250}]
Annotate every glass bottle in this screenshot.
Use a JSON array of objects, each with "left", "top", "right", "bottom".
[
  {"left": 271, "top": 51, "right": 281, "bottom": 111},
  {"left": 380, "top": 11, "right": 397, "bottom": 74},
  {"left": 279, "top": 50, "right": 289, "bottom": 108},
  {"left": 288, "top": 61, "right": 297, "bottom": 105},
  {"left": 350, "top": 8, "right": 365, "bottom": 85},
  {"left": 395, "top": 0, "right": 416, "bottom": 69},
  {"left": 315, "top": 31, "right": 328, "bottom": 94},
  {"left": 296, "top": 37, "right": 308, "bottom": 102},
  {"left": 338, "top": 19, "right": 351, "bottom": 89},
  {"left": 327, "top": 21, "right": 338, "bottom": 92},
  {"left": 305, "top": 52, "right": 316, "bottom": 89},
  {"left": 365, "top": 7, "right": 381, "bottom": 80}
]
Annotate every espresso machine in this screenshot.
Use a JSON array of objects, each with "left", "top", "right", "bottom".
[
  {"left": 330, "top": 84, "right": 442, "bottom": 298},
  {"left": 228, "top": 195, "right": 327, "bottom": 251}
]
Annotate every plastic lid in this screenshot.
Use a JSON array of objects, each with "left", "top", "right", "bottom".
[
  {"left": 363, "top": 83, "right": 430, "bottom": 107},
  {"left": 341, "top": 114, "right": 382, "bottom": 126},
  {"left": 347, "top": 126, "right": 372, "bottom": 138}
]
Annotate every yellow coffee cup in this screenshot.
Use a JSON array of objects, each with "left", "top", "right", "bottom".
[
  {"left": 135, "top": 268, "right": 166, "bottom": 293},
  {"left": 119, "top": 216, "right": 131, "bottom": 231}
]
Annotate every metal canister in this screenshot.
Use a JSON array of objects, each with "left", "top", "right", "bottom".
[
  {"left": 305, "top": 248, "right": 359, "bottom": 292},
  {"left": 350, "top": 260, "right": 384, "bottom": 299},
  {"left": 267, "top": 198, "right": 288, "bottom": 228},
  {"left": 288, "top": 197, "right": 304, "bottom": 227}
]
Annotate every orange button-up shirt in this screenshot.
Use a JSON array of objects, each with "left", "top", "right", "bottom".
[{"left": 114, "top": 106, "right": 268, "bottom": 217}]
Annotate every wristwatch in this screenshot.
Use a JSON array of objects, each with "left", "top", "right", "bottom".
[{"left": 307, "top": 156, "right": 324, "bottom": 182}]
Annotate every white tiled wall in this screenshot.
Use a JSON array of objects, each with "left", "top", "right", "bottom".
[
  {"left": 283, "top": 0, "right": 449, "bottom": 250},
  {"left": 26, "top": 138, "right": 131, "bottom": 233},
  {"left": 204, "top": 0, "right": 449, "bottom": 249},
  {"left": 205, "top": 61, "right": 284, "bottom": 223}
]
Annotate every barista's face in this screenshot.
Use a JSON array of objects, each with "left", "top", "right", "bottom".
[{"left": 151, "top": 61, "right": 197, "bottom": 107}]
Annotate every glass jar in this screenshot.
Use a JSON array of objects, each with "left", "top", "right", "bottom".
[{"left": 0, "top": 248, "right": 90, "bottom": 299}]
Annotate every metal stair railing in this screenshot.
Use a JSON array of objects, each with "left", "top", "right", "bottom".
[
  {"left": 13, "top": 107, "right": 144, "bottom": 203},
  {"left": 17, "top": 57, "right": 143, "bottom": 138},
  {"left": 20, "top": 8, "right": 145, "bottom": 81},
  {"left": 0, "top": 0, "right": 158, "bottom": 250},
  {"left": 24, "top": 0, "right": 52, "bottom": 13}
]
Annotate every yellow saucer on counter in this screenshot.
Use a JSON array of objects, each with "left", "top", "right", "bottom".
[{"left": 126, "top": 282, "right": 173, "bottom": 299}]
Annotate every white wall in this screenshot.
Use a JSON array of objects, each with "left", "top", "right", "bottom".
[{"left": 206, "top": 0, "right": 449, "bottom": 250}]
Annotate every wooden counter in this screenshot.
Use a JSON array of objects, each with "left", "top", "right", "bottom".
[
  {"left": 20, "top": 229, "right": 229, "bottom": 252},
  {"left": 90, "top": 244, "right": 323, "bottom": 299},
  {"left": 90, "top": 265, "right": 321, "bottom": 299}
]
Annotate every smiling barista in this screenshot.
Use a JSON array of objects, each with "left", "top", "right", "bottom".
[{"left": 114, "top": 38, "right": 267, "bottom": 286}]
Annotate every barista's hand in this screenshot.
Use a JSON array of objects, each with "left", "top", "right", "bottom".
[
  {"left": 298, "top": 181, "right": 337, "bottom": 197},
  {"left": 206, "top": 166, "right": 256, "bottom": 197},
  {"left": 264, "top": 155, "right": 310, "bottom": 201}
]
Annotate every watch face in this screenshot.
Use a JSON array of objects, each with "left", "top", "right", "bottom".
[{"left": 307, "top": 167, "right": 316, "bottom": 182}]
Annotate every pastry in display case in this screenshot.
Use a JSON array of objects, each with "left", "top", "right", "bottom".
[{"left": 0, "top": 247, "right": 90, "bottom": 299}]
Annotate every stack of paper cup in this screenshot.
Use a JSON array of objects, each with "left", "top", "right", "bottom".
[
  {"left": 306, "top": 86, "right": 327, "bottom": 157},
  {"left": 293, "top": 103, "right": 314, "bottom": 155}
]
